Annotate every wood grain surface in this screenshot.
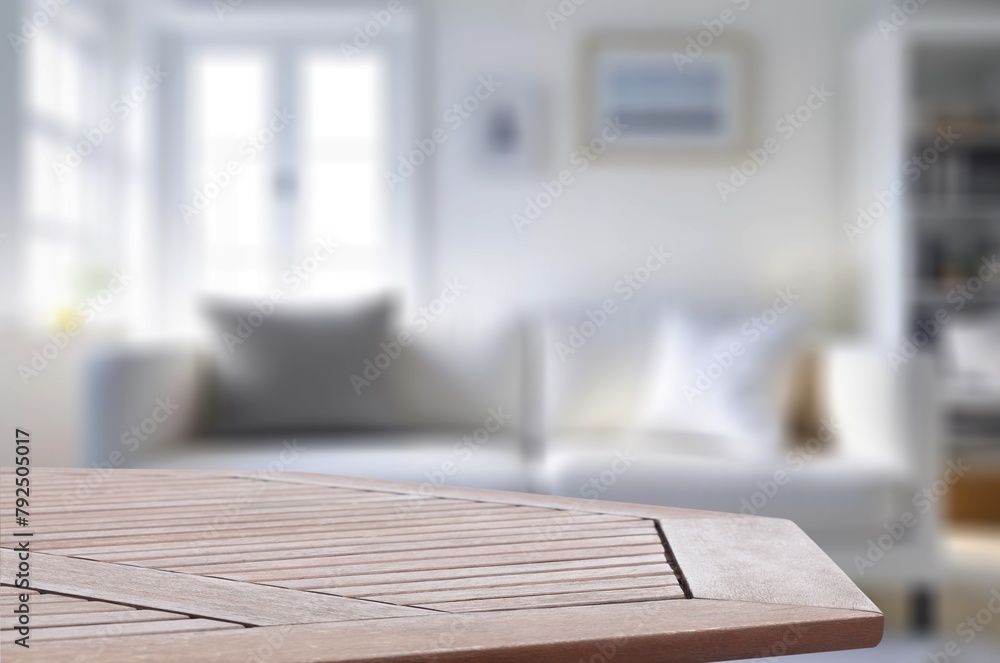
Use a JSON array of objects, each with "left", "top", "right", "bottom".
[
  {"left": 661, "top": 517, "right": 882, "bottom": 613},
  {"left": 0, "top": 468, "right": 882, "bottom": 662}
]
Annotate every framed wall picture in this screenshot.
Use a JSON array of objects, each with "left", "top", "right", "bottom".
[
  {"left": 469, "top": 76, "right": 547, "bottom": 174},
  {"left": 581, "top": 32, "right": 752, "bottom": 159}
]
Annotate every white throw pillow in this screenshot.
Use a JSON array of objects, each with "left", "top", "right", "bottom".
[{"left": 636, "top": 309, "right": 798, "bottom": 456}]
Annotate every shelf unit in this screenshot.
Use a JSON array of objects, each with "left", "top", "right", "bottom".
[{"left": 848, "top": 17, "right": 1000, "bottom": 624}]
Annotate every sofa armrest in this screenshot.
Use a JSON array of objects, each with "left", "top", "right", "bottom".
[
  {"left": 825, "top": 343, "right": 939, "bottom": 485},
  {"left": 84, "top": 344, "right": 208, "bottom": 467}
]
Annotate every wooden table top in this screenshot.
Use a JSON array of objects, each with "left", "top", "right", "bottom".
[{"left": 1, "top": 468, "right": 882, "bottom": 662}]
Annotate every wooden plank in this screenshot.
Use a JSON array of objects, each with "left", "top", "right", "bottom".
[
  {"left": 0, "top": 470, "right": 240, "bottom": 487},
  {"left": 419, "top": 586, "right": 685, "bottom": 612},
  {"left": 0, "top": 600, "right": 135, "bottom": 616},
  {"left": 0, "top": 593, "right": 85, "bottom": 604},
  {"left": 39, "top": 485, "right": 317, "bottom": 497},
  {"left": 661, "top": 517, "right": 882, "bottom": 613},
  {"left": 0, "top": 585, "right": 36, "bottom": 595},
  {"left": 11, "top": 479, "right": 378, "bottom": 496},
  {"left": 22, "top": 483, "right": 327, "bottom": 498},
  {"left": 23, "top": 496, "right": 493, "bottom": 526},
  {"left": 3, "top": 505, "right": 551, "bottom": 542},
  {"left": 10, "top": 499, "right": 513, "bottom": 528},
  {"left": 0, "top": 550, "right": 428, "bottom": 625},
  {"left": 2, "top": 507, "right": 574, "bottom": 548},
  {"left": 292, "top": 554, "right": 670, "bottom": 591},
  {"left": 75, "top": 518, "right": 641, "bottom": 563},
  {"left": 334, "top": 562, "right": 675, "bottom": 597},
  {"left": 207, "top": 544, "right": 668, "bottom": 583},
  {"left": 229, "top": 471, "right": 742, "bottom": 521},
  {"left": 0, "top": 618, "right": 241, "bottom": 644},
  {"left": 124, "top": 525, "right": 655, "bottom": 569},
  {"left": 167, "top": 534, "right": 661, "bottom": 575},
  {"left": 16, "top": 491, "right": 378, "bottom": 515},
  {"left": 0, "top": 609, "right": 185, "bottom": 630},
  {"left": 27, "top": 517, "right": 655, "bottom": 542},
  {"left": 0, "top": 599, "right": 883, "bottom": 663},
  {"left": 22, "top": 488, "right": 385, "bottom": 507},
  {"left": 369, "top": 574, "right": 679, "bottom": 606},
  {"left": 19, "top": 501, "right": 517, "bottom": 535}
]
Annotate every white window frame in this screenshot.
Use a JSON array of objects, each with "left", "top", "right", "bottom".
[
  {"left": 19, "top": 11, "right": 124, "bottom": 327},
  {"left": 153, "top": 8, "right": 420, "bottom": 334}
]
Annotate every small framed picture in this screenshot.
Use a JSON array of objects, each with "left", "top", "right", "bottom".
[
  {"left": 470, "top": 76, "right": 547, "bottom": 174},
  {"left": 581, "top": 32, "right": 751, "bottom": 158}
]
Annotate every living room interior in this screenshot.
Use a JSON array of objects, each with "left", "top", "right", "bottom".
[{"left": 2, "top": 0, "right": 1000, "bottom": 660}]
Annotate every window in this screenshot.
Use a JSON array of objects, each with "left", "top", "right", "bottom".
[
  {"left": 180, "top": 42, "right": 389, "bottom": 316},
  {"left": 20, "top": 6, "right": 129, "bottom": 330},
  {"left": 23, "top": 28, "right": 89, "bottom": 324},
  {"left": 299, "top": 54, "right": 387, "bottom": 299},
  {"left": 191, "top": 53, "right": 271, "bottom": 297}
]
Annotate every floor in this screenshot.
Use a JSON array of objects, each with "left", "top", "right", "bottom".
[{"left": 733, "top": 636, "right": 1000, "bottom": 662}]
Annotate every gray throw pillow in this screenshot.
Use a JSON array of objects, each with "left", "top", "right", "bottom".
[{"left": 204, "top": 296, "right": 398, "bottom": 434}]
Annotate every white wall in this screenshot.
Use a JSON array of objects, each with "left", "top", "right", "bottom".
[
  {"left": 0, "top": 0, "right": 22, "bottom": 327},
  {"left": 424, "top": 0, "right": 876, "bottom": 324}
]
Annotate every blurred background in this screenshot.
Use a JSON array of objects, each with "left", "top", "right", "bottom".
[{"left": 2, "top": 0, "right": 1000, "bottom": 659}]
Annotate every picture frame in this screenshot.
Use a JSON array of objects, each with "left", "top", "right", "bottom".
[
  {"left": 580, "top": 31, "right": 752, "bottom": 160},
  {"left": 469, "top": 76, "right": 548, "bottom": 174}
]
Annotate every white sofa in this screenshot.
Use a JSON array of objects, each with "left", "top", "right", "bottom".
[
  {"left": 84, "top": 306, "right": 939, "bottom": 583},
  {"left": 84, "top": 315, "right": 530, "bottom": 492}
]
